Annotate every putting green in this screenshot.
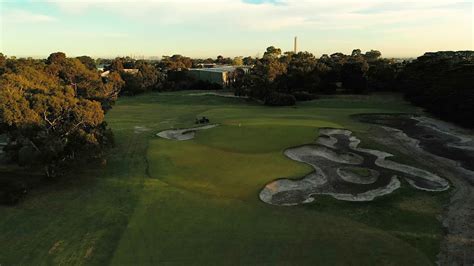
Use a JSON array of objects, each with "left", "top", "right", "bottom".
[{"left": 0, "top": 91, "right": 448, "bottom": 265}]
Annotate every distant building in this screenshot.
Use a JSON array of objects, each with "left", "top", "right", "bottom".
[
  {"left": 188, "top": 66, "right": 250, "bottom": 86},
  {"left": 122, "top": 69, "right": 139, "bottom": 74},
  {"left": 100, "top": 69, "right": 139, "bottom": 78},
  {"left": 195, "top": 63, "right": 217, "bottom": 68}
]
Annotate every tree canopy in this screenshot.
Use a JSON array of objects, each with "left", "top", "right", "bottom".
[
  {"left": 0, "top": 53, "right": 116, "bottom": 177},
  {"left": 399, "top": 51, "right": 474, "bottom": 128},
  {"left": 232, "top": 46, "right": 392, "bottom": 105}
]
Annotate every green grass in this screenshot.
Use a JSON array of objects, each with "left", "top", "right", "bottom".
[
  {"left": 0, "top": 91, "right": 447, "bottom": 265},
  {"left": 344, "top": 166, "right": 373, "bottom": 177}
]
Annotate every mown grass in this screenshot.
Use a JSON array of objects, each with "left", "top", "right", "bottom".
[
  {"left": 0, "top": 91, "right": 446, "bottom": 265},
  {"left": 112, "top": 179, "right": 432, "bottom": 266}
]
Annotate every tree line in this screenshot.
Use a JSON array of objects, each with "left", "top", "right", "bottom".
[
  {"left": 229, "top": 47, "right": 473, "bottom": 129},
  {"left": 1, "top": 48, "right": 472, "bottom": 181},
  {"left": 399, "top": 51, "right": 474, "bottom": 128},
  {"left": 231, "top": 46, "right": 401, "bottom": 105}
]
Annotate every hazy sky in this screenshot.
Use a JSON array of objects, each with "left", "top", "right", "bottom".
[{"left": 1, "top": 0, "right": 473, "bottom": 58}]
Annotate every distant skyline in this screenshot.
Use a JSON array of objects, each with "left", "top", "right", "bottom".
[{"left": 1, "top": 0, "right": 473, "bottom": 59}]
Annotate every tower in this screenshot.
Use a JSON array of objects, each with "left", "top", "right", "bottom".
[{"left": 294, "top": 36, "right": 298, "bottom": 53}]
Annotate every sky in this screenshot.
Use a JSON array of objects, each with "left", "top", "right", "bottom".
[{"left": 0, "top": 0, "right": 473, "bottom": 58}]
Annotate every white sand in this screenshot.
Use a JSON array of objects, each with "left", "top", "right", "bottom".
[
  {"left": 259, "top": 127, "right": 450, "bottom": 206},
  {"left": 348, "top": 135, "right": 449, "bottom": 191},
  {"left": 414, "top": 116, "right": 474, "bottom": 144},
  {"left": 326, "top": 176, "right": 400, "bottom": 202},
  {"left": 337, "top": 167, "right": 379, "bottom": 184},
  {"left": 157, "top": 124, "right": 218, "bottom": 141},
  {"left": 285, "top": 145, "right": 364, "bottom": 165}
]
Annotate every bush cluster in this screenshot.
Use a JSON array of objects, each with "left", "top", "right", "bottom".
[{"left": 264, "top": 92, "right": 296, "bottom": 106}]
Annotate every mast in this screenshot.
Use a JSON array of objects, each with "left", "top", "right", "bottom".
[{"left": 294, "top": 36, "right": 298, "bottom": 53}]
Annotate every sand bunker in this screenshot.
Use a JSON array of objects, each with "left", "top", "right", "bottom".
[
  {"left": 414, "top": 116, "right": 474, "bottom": 146},
  {"left": 348, "top": 136, "right": 449, "bottom": 191},
  {"left": 354, "top": 113, "right": 474, "bottom": 171},
  {"left": 329, "top": 176, "right": 400, "bottom": 202},
  {"left": 337, "top": 167, "right": 379, "bottom": 184},
  {"left": 157, "top": 124, "right": 218, "bottom": 141},
  {"left": 260, "top": 128, "right": 449, "bottom": 206},
  {"left": 285, "top": 145, "right": 364, "bottom": 165}
]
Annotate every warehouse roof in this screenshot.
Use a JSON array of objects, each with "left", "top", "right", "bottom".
[{"left": 189, "top": 66, "right": 238, "bottom": 73}]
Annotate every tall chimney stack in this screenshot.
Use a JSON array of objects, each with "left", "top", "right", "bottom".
[{"left": 294, "top": 36, "right": 298, "bottom": 53}]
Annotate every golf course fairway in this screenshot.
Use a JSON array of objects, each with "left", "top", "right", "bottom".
[{"left": 0, "top": 91, "right": 450, "bottom": 265}]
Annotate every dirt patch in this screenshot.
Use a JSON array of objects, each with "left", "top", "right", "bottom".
[
  {"left": 156, "top": 124, "right": 218, "bottom": 141},
  {"left": 260, "top": 128, "right": 448, "bottom": 206},
  {"left": 48, "top": 240, "right": 64, "bottom": 255},
  {"left": 84, "top": 246, "right": 94, "bottom": 259},
  {"left": 397, "top": 197, "right": 440, "bottom": 215}
]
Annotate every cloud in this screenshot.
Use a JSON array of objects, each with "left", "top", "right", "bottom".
[
  {"left": 354, "top": 1, "right": 472, "bottom": 14},
  {"left": 41, "top": 0, "right": 470, "bottom": 32},
  {"left": 6, "top": 0, "right": 470, "bottom": 57},
  {"left": 2, "top": 9, "right": 57, "bottom": 23},
  {"left": 242, "top": 0, "right": 284, "bottom": 5}
]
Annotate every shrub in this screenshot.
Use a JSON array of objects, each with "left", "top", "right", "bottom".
[
  {"left": 292, "top": 91, "right": 318, "bottom": 101},
  {"left": 190, "top": 80, "right": 223, "bottom": 91},
  {"left": 264, "top": 92, "right": 296, "bottom": 106}
]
